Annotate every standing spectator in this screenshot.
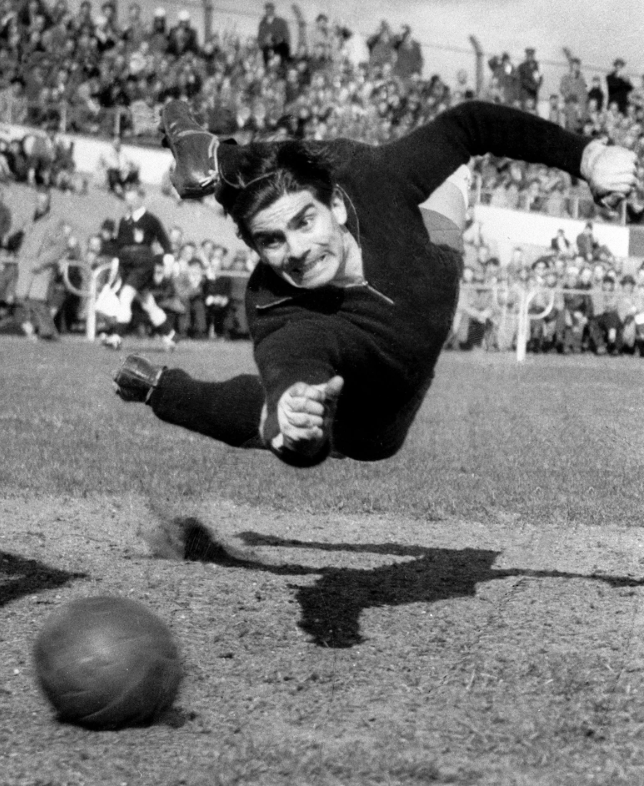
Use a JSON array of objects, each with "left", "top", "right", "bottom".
[
  {"left": 588, "top": 75, "right": 605, "bottom": 112},
  {"left": 308, "top": 13, "right": 333, "bottom": 64},
  {"left": 167, "top": 10, "right": 199, "bottom": 58},
  {"left": 13, "top": 188, "right": 67, "bottom": 340},
  {"left": 392, "top": 25, "right": 423, "bottom": 80},
  {"left": 488, "top": 52, "right": 519, "bottom": 106},
  {"left": 122, "top": 1, "right": 147, "bottom": 51},
  {"left": 257, "top": 2, "right": 290, "bottom": 66},
  {"left": 367, "top": 20, "right": 396, "bottom": 72},
  {"left": 576, "top": 221, "right": 599, "bottom": 262},
  {"left": 148, "top": 7, "right": 168, "bottom": 55},
  {"left": 606, "top": 58, "right": 633, "bottom": 114},
  {"left": 73, "top": 0, "right": 93, "bottom": 33},
  {"left": 560, "top": 57, "right": 587, "bottom": 131},
  {"left": 517, "top": 47, "right": 542, "bottom": 109}
]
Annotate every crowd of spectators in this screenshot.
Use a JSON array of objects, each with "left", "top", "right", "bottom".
[
  {"left": 0, "top": 190, "right": 258, "bottom": 341},
  {"left": 455, "top": 221, "right": 644, "bottom": 356},
  {"left": 2, "top": 1, "right": 644, "bottom": 349},
  {"left": 0, "top": 0, "right": 643, "bottom": 221}
]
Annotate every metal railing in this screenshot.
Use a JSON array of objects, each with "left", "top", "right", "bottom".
[{"left": 459, "top": 283, "right": 617, "bottom": 362}]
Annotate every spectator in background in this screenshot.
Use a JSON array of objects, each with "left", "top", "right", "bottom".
[
  {"left": 203, "top": 252, "right": 232, "bottom": 339},
  {"left": 589, "top": 274, "right": 622, "bottom": 354},
  {"left": 99, "top": 137, "right": 140, "bottom": 198},
  {"left": 576, "top": 221, "right": 600, "bottom": 262},
  {"left": 308, "top": 13, "right": 333, "bottom": 64},
  {"left": 517, "top": 47, "right": 542, "bottom": 110},
  {"left": 392, "top": 24, "right": 423, "bottom": 80},
  {"left": 488, "top": 52, "right": 519, "bottom": 105},
  {"left": 547, "top": 93, "right": 565, "bottom": 127},
  {"left": 167, "top": 10, "right": 199, "bottom": 58},
  {"left": 98, "top": 217, "right": 119, "bottom": 258},
  {"left": 606, "top": 58, "right": 632, "bottom": 114},
  {"left": 148, "top": 7, "right": 168, "bottom": 55},
  {"left": 367, "top": 20, "right": 396, "bottom": 72},
  {"left": 122, "top": 1, "right": 147, "bottom": 51},
  {"left": 551, "top": 228, "right": 573, "bottom": 257},
  {"left": 560, "top": 57, "right": 587, "bottom": 131},
  {"left": 560, "top": 265, "right": 591, "bottom": 354},
  {"left": 175, "top": 257, "right": 206, "bottom": 338},
  {"left": 588, "top": 75, "right": 605, "bottom": 112},
  {"left": 12, "top": 188, "right": 67, "bottom": 340},
  {"left": 617, "top": 274, "right": 638, "bottom": 353},
  {"left": 0, "top": 76, "right": 28, "bottom": 124},
  {"left": 257, "top": 2, "right": 290, "bottom": 66}
]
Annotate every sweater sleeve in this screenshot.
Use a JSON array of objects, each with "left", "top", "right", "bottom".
[
  {"left": 253, "top": 313, "right": 341, "bottom": 464},
  {"left": 379, "top": 101, "right": 590, "bottom": 203}
]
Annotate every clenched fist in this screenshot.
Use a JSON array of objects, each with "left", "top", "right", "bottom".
[
  {"left": 272, "top": 376, "right": 344, "bottom": 458},
  {"left": 581, "top": 139, "right": 638, "bottom": 207}
]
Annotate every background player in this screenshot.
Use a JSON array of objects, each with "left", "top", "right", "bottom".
[
  {"left": 113, "top": 100, "right": 637, "bottom": 465},
  {"left": 102, "top": 183, "right": 177, "bottom": 350}
]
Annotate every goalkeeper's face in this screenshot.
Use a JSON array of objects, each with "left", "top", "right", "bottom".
[{"left": 247, "top": 189, "right": 349, "bottom": 289}]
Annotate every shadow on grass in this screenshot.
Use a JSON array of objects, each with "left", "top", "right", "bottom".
[
  {"left": 0, "top": 551, "right": 87, "bottom": 607},
  {"left": 177, "top": 520, "right": 644, "bottom": 649}
]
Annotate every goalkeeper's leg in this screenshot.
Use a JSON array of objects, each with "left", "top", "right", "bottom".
[
  {"left": 114, "top": 355, "right": 266, "bottom": 448},
  {"left": 419, "top": 164, "right": 470, "bottom": 253}
]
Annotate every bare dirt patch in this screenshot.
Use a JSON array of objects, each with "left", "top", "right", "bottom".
[{"left": 3, "top": 493, "right": 644, "bottom": 785}]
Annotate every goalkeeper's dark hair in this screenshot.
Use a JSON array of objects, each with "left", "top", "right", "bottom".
[{"left": 217, "top": 141, "right": 336, "bottom": 247}]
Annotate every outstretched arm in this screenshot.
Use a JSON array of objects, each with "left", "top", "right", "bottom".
[{"left": 381, "top": 101, "right": 637, "bottom": 205}]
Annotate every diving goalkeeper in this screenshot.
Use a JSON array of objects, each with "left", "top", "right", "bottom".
[{"left": 113, "top": 100, "right": 636, "bottom": 466}]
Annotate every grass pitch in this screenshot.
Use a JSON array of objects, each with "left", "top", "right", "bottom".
[{"left": 2, "top": 338, "right": 644, "bottom": 785}]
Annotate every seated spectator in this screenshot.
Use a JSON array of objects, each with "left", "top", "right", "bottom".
[
  {"left": 129, "top": 92, "right": 159, "bottom": 137},
  {"left": 450, "top": 267, "right": 493, "bottom": 350},
  {"left": 98, "top": 218, "right": 119, "bottom": 258},
  {"left": 551, "top": 228, "right": 573, "bottom": 257},
  {"left": 558, "top": 265, "right": 591, "bottom": 354},
  {"left": 99, "top": 136, "right": 139, "bottom": 198},
  {"left": 0, "top": 76, "right": 28, "bottom": 124},
  {"left": 173, "top": 256, "right": 206, "bottom": 338},
  {"left": 203, "top": 257, "right": 232, "bottom": 339},
  {"left": 528, "top": 266, "right": 560, "bottom": 353},
  {"left": 588, "top": 75, "right": 605, "bottom": 112},
  {"left": 576, "top": 221, "right": 600, "bottom": 262},
  {"left": 617, "top": 274, "right": 639, "bottom": 353},
  {"left": 589, "top": 274, "right": 622, "bottom": 354},
  {"left": 23, "top": 129, "right": 57, "bottom": 186}
]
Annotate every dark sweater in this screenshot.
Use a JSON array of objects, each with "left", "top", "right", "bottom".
[
  {"left": 116, "top": 210, "right": 172, "bottom": 258},
  {"left": 214, "top": 102, "right": 588, "bottom": 460}
]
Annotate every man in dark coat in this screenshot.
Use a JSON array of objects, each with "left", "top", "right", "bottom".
[
  {"left": 517, "top": 48, "right": 543, "bottom": 109},
  {"left": 606, "top": 58, "right": 633, "bottom": 114},
  {"left": 257, "top": 2, "right": 290, "bottom": 65}
]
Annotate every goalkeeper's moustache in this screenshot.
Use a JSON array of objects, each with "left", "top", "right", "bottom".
[{"left": 113, "top": 355, "right": 166, "bottom": 404}]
